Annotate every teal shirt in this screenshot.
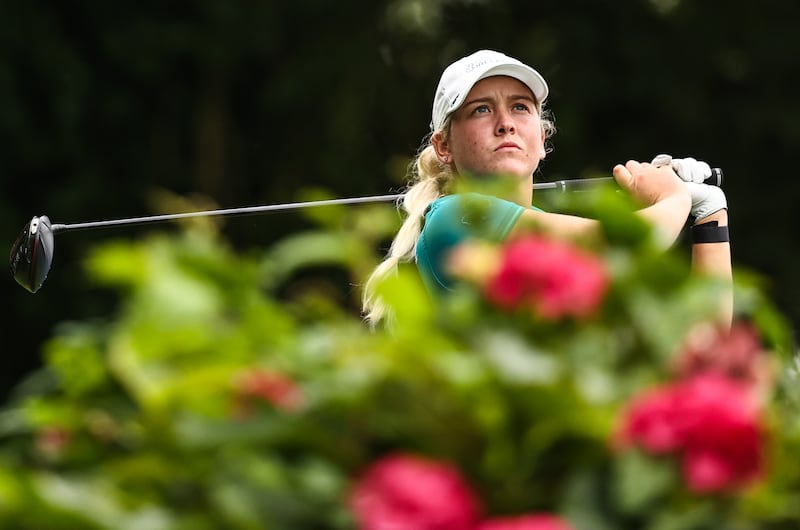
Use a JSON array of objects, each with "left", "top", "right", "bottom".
[{"left": 415, "top": 193, "right": 541, "bottom": 293}]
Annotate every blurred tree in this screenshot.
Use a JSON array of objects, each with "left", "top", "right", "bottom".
[{"left": 2, "top": 0, "right": 799, "bottom": 401}]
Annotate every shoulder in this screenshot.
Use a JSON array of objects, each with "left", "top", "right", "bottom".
[
  {"left": 426, "top": 193, "right": 525, "bottom": 221},
  {"left": 422, "top": 193, "right": 527, "bottom": 242}
]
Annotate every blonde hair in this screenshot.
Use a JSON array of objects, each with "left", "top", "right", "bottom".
[{"left": 362, "top": 105, "right": 555, "bottom": 326}]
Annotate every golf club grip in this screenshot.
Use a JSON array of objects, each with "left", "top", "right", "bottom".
[{"left": 540, "top": 167, "right": 723, "bottom": 192}]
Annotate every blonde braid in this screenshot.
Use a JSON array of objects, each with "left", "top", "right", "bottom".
[{"left": 362, "top": 136, "right": 454, "bottom": 326}]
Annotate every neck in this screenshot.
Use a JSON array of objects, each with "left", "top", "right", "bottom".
[
  {"left": 514, "top": 176, "right": 533, "bottom": 208},
  {"left": 455, "top": 171, "right": 534, "bottom": 207}
]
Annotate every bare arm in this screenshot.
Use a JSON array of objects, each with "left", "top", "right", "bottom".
[
  {"left": 512, "top": 160, "right": 691, "bottom": 245},
  {"left": 691, "top": 209, "right": 733, "bottom": 329}
]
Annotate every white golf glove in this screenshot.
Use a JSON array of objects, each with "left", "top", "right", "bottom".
[
  {"left": 651, "top": 153, "right": 712, "bottom": 183},
  {"left": 685, "top": 182, "right": 727, "bottom": 221},
  {"left": 651, "top": 154, "right": 726, "bottom": 221}
]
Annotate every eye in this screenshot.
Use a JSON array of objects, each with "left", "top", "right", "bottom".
[
  {"left": 473, "top": 104, "right": 491, "bottom": 115},
  {"left": 512, "top": 102, "right": 531, "bottom": 112}
]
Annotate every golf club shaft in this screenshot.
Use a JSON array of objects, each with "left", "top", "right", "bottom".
[
  {"left": 50, "top": 194, "right": 406, "bottom": 233},
  {"left": 50, "top": 178, "right": 618, "bottom": 233},
  {"left": 50, "top": 169, "right": 723, "bottom": 233}
]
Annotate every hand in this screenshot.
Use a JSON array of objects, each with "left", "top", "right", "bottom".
[
  {"left": 685, "top": 182, "right": 727, "bottom": 222},
  {"left": 613, "top": 160, "right": 692, "bottom": 248},
  {"left": 613, "top": 160, "right": 689, "bottom": 207},
  {"left": 651, "top": 154, "right": 712, "bottom": 184}
]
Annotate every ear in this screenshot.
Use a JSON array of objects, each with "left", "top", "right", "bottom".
[
  {"left": 539, "top": 128, "right": 547, "bottom": 160},
  {"left": 431, "top": 131, "right": 452, "bottom": 163}
]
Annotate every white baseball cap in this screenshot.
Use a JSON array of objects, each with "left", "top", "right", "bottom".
[{"left": 430, "top": 49, "right": 549, "bottom": 131}]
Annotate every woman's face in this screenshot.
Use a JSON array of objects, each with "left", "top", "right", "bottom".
[{"left": 434, "top": 75, "right": 546, "bottom": 181}]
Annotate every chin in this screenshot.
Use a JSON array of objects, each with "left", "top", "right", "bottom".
[
  {"left": 487, "top": 160, "right": 538, "bottom": 178},
  {"left": 491, "top": 167, "right": 535, "bottom": 180}
]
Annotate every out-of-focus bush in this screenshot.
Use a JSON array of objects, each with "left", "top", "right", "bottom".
[{"left": 0, "top": 186, "right": 798, "bottom": 530}]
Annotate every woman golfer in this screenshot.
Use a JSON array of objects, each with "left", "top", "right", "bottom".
[{"left": 363, "top": 49, "right": 730, "bottom": 326}]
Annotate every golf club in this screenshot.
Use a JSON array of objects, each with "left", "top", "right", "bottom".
[{"left": 9, "top": 169, "right": 723, "bottom": 293}]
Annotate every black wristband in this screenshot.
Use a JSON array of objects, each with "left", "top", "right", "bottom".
[{"left": 691, "top": 221, "right": 729, "bottom": 244}]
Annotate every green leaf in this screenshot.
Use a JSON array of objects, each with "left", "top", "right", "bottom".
[
  {"left": 374, "top": 263, "right": 435, "bottom": 330},
  {"left": 647, "top": 502, "right": 718, "bottom": 530},
  {"left": 32, "top": 473, "right": 175, "bottom": 530},
  {"left": 478, "top": 330, "right": 562, "bottom": 385},
  {"left": 267, "top": 230, "right": 367, "bottom": 277},
  {"left": 43, "top": 323, "right": 108, "bottom": 398},
  {"left": 613, "top": 448, "right": 677, "bottom": 515}
]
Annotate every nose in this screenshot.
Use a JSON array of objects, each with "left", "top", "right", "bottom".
[{"left": 495, "top": 113, "right": 515, "bottom": 135}]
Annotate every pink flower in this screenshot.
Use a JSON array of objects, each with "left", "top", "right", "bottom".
[
  {"left": 677, "top": 375, "right": 764, "bottom": 492},
  {"left": 673, "top": 322, "right": 774, "bottom": 402},
  {"left": 348, "top": 453, "right": 481, "bottom": 530},
  {"left": 476, "top": 514, "right": 574, "bottom": 530},
  {"left": 617, "top": 374, "right": 766, "bottom": 493},
  {"left": 482, "top": 236, "right": 608, "bottom": 320},
  {"left": 234, "top": 368, "right": 304, "bottom": 413},
  {"left": 616, "top": 385, "right": 687, "bottom": 454}
]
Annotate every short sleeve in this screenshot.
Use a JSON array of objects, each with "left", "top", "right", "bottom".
[{"left": 415, "top": 193, "right": 526, "bottom": 292}]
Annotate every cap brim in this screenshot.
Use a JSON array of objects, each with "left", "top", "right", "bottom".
[{"left": 478, "top": 64, "right": 549, "bottom": 104}]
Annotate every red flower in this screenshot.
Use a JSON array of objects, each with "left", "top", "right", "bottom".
[
  {"left": 618, "top": 374, "right": 765, "bottom": 493},
  {"left": 348, "top": 453, "right": 481, "bottom": 530},
  {"left": 616, "top": 385, "right": 686, "bottom": 454},
  {"left": 673, "top": 322, "right": 774, "bottom": 402},
  {"left": 677, "top": 375, "right": 764, "bottom": 492},
  {"left": 476, "top": 514, "right": 574, "bottom": 530},
  {"left": 482, "top": 236, "right": 608, "bottom": 320},
  {"left": 234, "top": 368, "right": 304, "bottom": 412},
  {"left": 35, "top": 426, "right": 72, "bottom": 458}
]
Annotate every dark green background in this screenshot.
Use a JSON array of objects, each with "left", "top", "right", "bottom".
[{"left": 2, "top": 0, "right": 798, "bottom": 399}]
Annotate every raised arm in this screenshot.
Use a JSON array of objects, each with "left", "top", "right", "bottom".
[
  {"left": 652, "top": 154, "right": 732, "bottom": 329},
  {"left": 512, "top": 160, "right": 691, "bottom": 245}
]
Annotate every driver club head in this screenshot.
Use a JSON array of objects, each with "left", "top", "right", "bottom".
[{"left": 9, "top": 215, "right": 55, "bottom": 293}]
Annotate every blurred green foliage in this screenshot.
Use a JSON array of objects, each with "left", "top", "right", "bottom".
[{"left": 1, "top": 189, "right": 798, "bottom": 529}]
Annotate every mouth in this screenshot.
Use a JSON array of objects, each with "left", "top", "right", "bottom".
[{"left": 495, "top": 142, "right": 520, "bottom": 151}]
